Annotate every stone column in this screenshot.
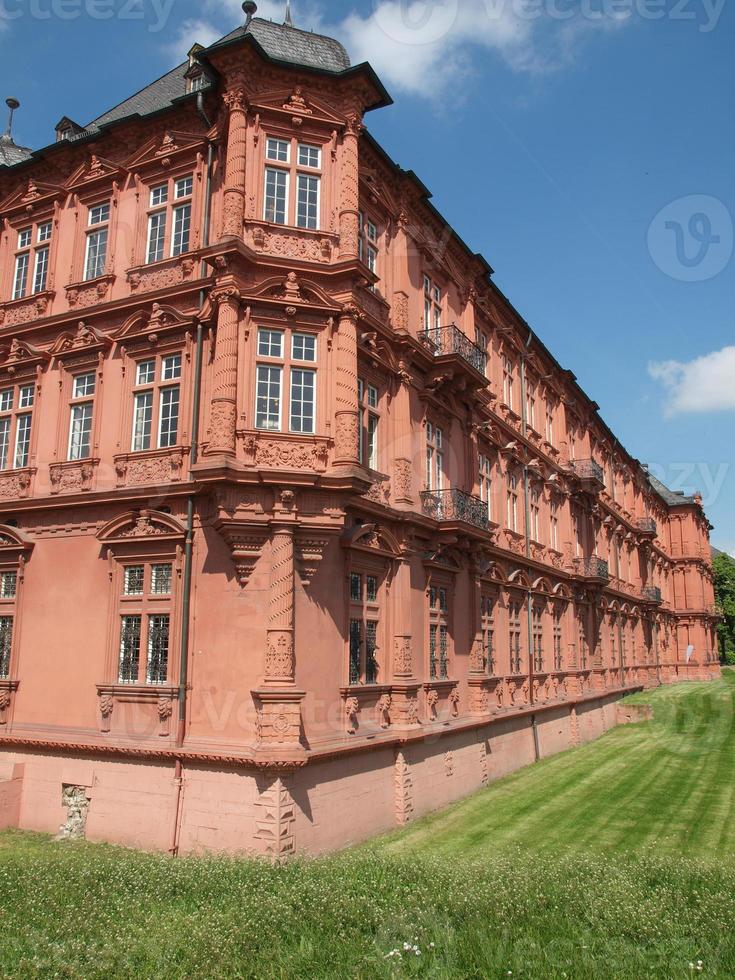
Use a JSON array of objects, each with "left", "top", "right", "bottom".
[
  {"left": 265, "top": 526, "right": 295, "bottom": 684},
  {"left": 390, "top": 555, "right": 420, "bottom": 727},
  {"left": 206, "top": 283, "right": 240, "bottom": 455},
  {"left": 338, "top": 113, "right": 362, "bottom": 259},
  {"left": 333, "top": 307, "right": 360, "bottom": 466},
  {"left": 222, "top": 75, "right": 248, "bottom": 239}
]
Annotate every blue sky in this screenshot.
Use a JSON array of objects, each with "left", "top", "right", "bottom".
[{"left": 2, "top": 0, "right": 733, "bottom": 549}]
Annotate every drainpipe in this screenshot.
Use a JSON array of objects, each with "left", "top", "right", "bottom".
[
  {"left": 519, "top": 333, "right": 537, "bottom": 732},
  {"left": 170, "top": 126, "right": 214, "bottom": 856}
]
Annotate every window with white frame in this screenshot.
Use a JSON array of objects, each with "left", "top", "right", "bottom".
[
  {"left": 84, "top": 201, "right": 110, "bottom": 281},
  {"left": 358, "top": 212, "right": 379, "bottom": 281},
  {"left": 550, "top": 500, "right": 559, "bottom": 551},
  {"left": 118, "top": 560, "right": 174, "bottom": 685},
  {"left": 502, "top": 355, "right": 515, "bottom": 411},
  {"left": 0, "top": 382, "right": 35, "bottom": 470},
  {"left": 423, "top": 276, "right": 442, "bottom": 333},
  {"left": 425, "top": 422, "right": 444, "bottom": 491},
  {"left": 264, "top": 137, "right": 322, "bottom": 230},
  {"left": 68, "top": 371, "right": 96, "bottom": 460},
  {"left": 475, "top": 327, "right": 488, "bottom": 376},
  {"left": 254, "top": 327, "right": 317, "bottom": 433},
  {"left": 428, "top": 584, "right": 450, "bottom": 680},
  {"left": 146, "top": 175, "right": 193, "bottom": 263},
  {"left": 545, "top": 405, "right": 555, "bottom": 446},
  {"left": 357, "top": 379, "right": 379, "bottom": 469},
  {"left": 526, "top": 382, "right": 537, "bottom": 430},
  {"left": 479, "top": 453, "right": 492, "bottom": 520},
  {"left": 506, "top": 471, "right": 519, "bottom": 533},
  {"left": 131, "top": 353, "right": 182, "bottom": 452},
  {"left": 530, "top": 489, "right": 541, "bottom": 543},
  {"left": 11, "top": 221, "right": 52, "bottom": 300}
]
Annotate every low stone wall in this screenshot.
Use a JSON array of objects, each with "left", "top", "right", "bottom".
[{"left": 0, "top": 689, "right": 638, "bottom": 855}]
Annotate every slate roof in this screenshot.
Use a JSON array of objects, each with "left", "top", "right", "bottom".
[
  {"left": 0, "top": 133, "right": 32, "bottom": 167},
  {"left": 82, "top": 18, "right": 350, "bottom": 135},
  {"left": 647, "top": 472, "right": 695, "bottom": 507}
]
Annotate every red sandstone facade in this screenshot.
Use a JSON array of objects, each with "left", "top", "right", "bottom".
[{"left": 0, "top": 13, "right": 720, "bottom": 853}]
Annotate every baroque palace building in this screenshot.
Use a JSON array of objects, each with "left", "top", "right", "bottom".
[{"left": 0, "top": 6, "right": 720, "bottom": 853}]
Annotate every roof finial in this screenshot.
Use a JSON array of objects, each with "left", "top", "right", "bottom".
[
  {"left": 242, "top": 1, "right": 257, "bottom": 28},
  {"left": 284, "top": 0, "right": 293, "bottom": 27},
  {"left": 3, "top": 98, "right": 20, "bottom": 140}
]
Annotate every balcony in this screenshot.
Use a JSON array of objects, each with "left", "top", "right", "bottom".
[
  {"left": 636, "top": 517, "right": 658, "bottom": 538},
  {"left": 575, "top": 556, "right": 610, "bottom": 584},
  {"left": 421, "top": 325, "right": 487, "bottom": 377},
  {"left": 642, "top": 585, "right": 663, "bottom": 605},
  {"left": 570, "top": 458, "right": 605, "bottom": 494},
  {"left": 420, "top": 488, "right": 490, "bottom": 531}
]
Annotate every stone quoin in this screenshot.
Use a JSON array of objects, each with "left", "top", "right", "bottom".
[{"left": 0, "top": 6, "right": 720, "bottom": 855}]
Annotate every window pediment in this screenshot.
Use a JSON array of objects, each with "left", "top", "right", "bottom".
[
  {"left": 98, "top": 509, "right": 186, "bottom": 546},
  {"left": 115, "top": 303, "right": 194, "bottom": 344},
  {"left": 0, "top": 178, "right": 65, "bottom": 218},
  {"left": 0, "top": 525, "right": 34, "bottom": 561},
  {"left": 65, "top": 154, "right": 126, "bottom": 193},
  {"left": 251, "top": 88, "right": 345, "bottom": 128},
  {"left": 50, "top": 321, "right": 112, "bottom": 361},
  {"left": 0, "top": 338, "right": 51, "bottom": 378},
  {"left": 124, "top": 131, "right": 207, "bottom": 173}
]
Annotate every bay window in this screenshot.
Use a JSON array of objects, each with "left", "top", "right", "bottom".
[
  {"left": 254, "top": 328, "right": 317, "bottom": 434},
  {"left": 264, "top": 137, "right": 322, "bottom": 229}
]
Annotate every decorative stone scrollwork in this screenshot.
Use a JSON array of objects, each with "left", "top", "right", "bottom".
[
  {"left": 377, "top": 693, "right": 391, "bottom": 729},
  {"left": 98, "top": 694, "right": 114, "bottom": 733},
  {"left": 426, "top": 689, "right": 439, "bottom": 721},
  {"left": 345, "top": 696, "right": 359, "bottom": 734},
  {"left": 0, "top": 689, "right": 12, "bottom": 725},
  {"left": 49, "top": 460, "right": 96, "bottom": 495},
  {"left": 157, "top": 696, "right": 174, "bottom": 737},
  {"left": 393, "top": 637, "right": 413, "bottom": 677},
  {"left": 243, "top": 434, "right": 330, "bottom": 472},
  {"left": 0, "top": 468, "right": 33, "bottom": 500},
  {"left": 449, "top": 689, "right": 460, "bottom": 718},
  {"left": 294, "top": 535, "right": 330, "bottom": 587}
]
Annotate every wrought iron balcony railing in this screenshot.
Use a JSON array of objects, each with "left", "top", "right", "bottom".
[
  {"left": 642, "top": 585, "right": 663, "bottom": 604},
  {"left": 576, "top": 556, "right": 610, "bottom": 582},
  {"left": 636, "top": 517, "right": 658, "bottom": 537},
  {"left": 422, "top": 325, "right": 487, "bottom": 376},
  {"left": 570, "top": 458, "right": 605, "bottom": 487},
  {"left": 420, "top": 488, "right": 490, "bottom": 531}
]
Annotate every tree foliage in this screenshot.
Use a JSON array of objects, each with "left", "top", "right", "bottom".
[{"left": 713, "top": 553, "right": 735, "bottom": 664}]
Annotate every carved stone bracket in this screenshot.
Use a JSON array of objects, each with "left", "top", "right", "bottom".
[
  {"left": 294, "top": 533, "right": 332, "bottom": 587},
  {"left": 49, "top": 459, "right": 98, "bottom": 495},
  {"left": 0, "top": 680, "right": 18, "bottom": 726},
  {"left": 215, "top": 523, "right": 269, "bottom": 588},
  {"left": 252, "top": 688, "right": 305, "bottom": 749}
]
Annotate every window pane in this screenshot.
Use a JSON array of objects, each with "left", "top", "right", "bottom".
[
  {"left": 14, "top": 414, "right": 32, "bottom": 469},
  {"left": 367, "top": 413, "right": 378, "bottom": 469},
  {"left": 266, "top": 138, "right": 289, "bottom": 162},
  {"left": 297, "top": 143, "right": 321, "bottom": 168},
  {"left": 18, "top": 228, "right": 32, "bottom": 248},
  {"left": 162, "top": 354, "right": 182, "bottom": 380},
  {"left": 147, "top": 614, "right": 170, "bottom": 684},
  {"left": 289, "top": 368, "right": 315, "bottom": 434},
  {"left": 33, "top": 247, "right": 49, "bottom": 293},
  {"left": 132, "top": 391, "right": 153, "bottom": 452},
  {"left": 85, "top": 228, "right": 108, "bottom": 280},
  {"left": 255, "top": 366, "right": 281, "bottom": 430},
  {"left": 150, "top": 184, "right": 168, "bottom": 207},
  {"left": 136, "top": 360, "right": 156, "bottom": 386},
  {"left": 37, "top": 222, "right": 52, "bottom": 243},
  {"left": 158, "top": 386, "right": 180, "bottom": 448},
  {"left": 171, "top": 204, "right": 191, "bottom": 256},
  {"left": 367, "top": 384, "right": 378, "bottom": 408},
  {"left": 296, "top": 174, "right": 319, "bottom": 230},
  {"left": 291, "top": 333, "right": 316, "bottom": 362},
  {"left": 147, "top": 211, "right": 166, "bottom": 263},
  {"left": 366, "top": 575, "right": 378, "bottom": 602},
  {"left": 124, "top": 566, "right": 145, "bottom": 595},
  {"left": 0, "top": 572, "right": 17, "bottom": 599},
  {"left": 175, "top": 175, "right": 193, "bottom": 199},
  {"left": 13, "top": 253, "right": 29, "bottom": 300},
  {"left": 0, "top": 390, "right": 12, "bottom": 413},
  {"left": 264, "top": 168, "right": 288, "bottom": 224},
  {"left": 349, "top": 619, "right": 361, "bottom": 685},
  {"left": 68, "top": 403, "right": 93, "bottom": 460},
  {"left": 151, "top": 564, "right": 172, "bottom": 595},
  {"left": 0, "top": 419, "right": 10, "bottom": 471},
  {"left": 89, "top": 202, "right": 110, "bottom": 225},
  {"left": 350, "top": 573, "right": 362, "bottom": 601},
  {"left": 73, "top": 373, "right": 96, "bottom": 398},
  {"left": 118, "top": 615, "right": 141, "bottom": 683},
  {"left": 365, "top": 620, "right": 378, "bottom": 684},
  {"left": 0, "top": 616, "right": 13, "bottom": 679},
  {"left": 258, "top": 329, "right": 283, "bottom": 358}
]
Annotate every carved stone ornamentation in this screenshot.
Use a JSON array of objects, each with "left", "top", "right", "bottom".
[
  {"left": 99, "top": 694, "right": 114, "bottom": 733},
  {"left": 254, "top": 774, "right": 296, "bottom": 857},
  {"left": 294, "top": 535, "right": 330, "bottom": 587},
  {"left": 114, "top": 448, "right": 186, "bottom": 488},
  {"left": 244, "top": 435, "right": 330, "bottom": 472},
  {"left": 0, "top": 469, "right": 33, "bottom": 500},
  {"left": 0, "top": 690, "right": 11, "bottom": 725},
  {"left": 394, "top": 750, "right": 413, "bottom": 825},
  {"left": 393, "top": 458, "right": 413, "bottom": 503},
  {"left": 449, "top": 689, "right": 460, "bottom": 718},
  {"left": 157, "top": 696, "right": 174, "bottom": 737},
  {"left": 57, "top": 786, "right": 90, "bottom": 841},
  {"left": 49, "top": 460, "right": 96, "bottom": 495},
  {"left": 265, "top": 634, "right": 295, "bottom": 680},
  {"left": 393, "top": 637, "right": 413, "bottom": 677},
  {"left": 345, "top": 696, "right": 359, "bottom": 734},
  {"left": 426, "top": 688, "right": 439, "bottom": 721},
  {"left": 376, "top": 693, "right": 391, "bottom": 729}
]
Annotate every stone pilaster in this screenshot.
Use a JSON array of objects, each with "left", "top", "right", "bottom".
[
  {"left": 265, "top": 526, "right": 295, "bottom": 684},
  {"left": 206, "top": 283, "right": 241, "bottom": 455},
  {"left": 221, "top": 76, "right": 248, "bottom": 238},
  {"left": 333, "top": 307, "right": 360, "bottom": 466},
  {"left": 338, "top": 113, "right": 362, "bottom": 258}
]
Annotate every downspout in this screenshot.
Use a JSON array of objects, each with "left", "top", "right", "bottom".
[
  {"left": 520, "top": 331, "right": 539, "bottom": 758},
  {"left": 170, "top": 124, "right": 214, "bottom": 856}
]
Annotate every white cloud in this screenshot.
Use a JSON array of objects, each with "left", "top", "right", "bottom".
[{"left": 648, "top": 346, "right": 735, "bottom": 416}]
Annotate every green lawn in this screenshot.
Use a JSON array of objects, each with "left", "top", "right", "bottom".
[{"left": 2, "top": 675, "right": 735, "bottom": 978}]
